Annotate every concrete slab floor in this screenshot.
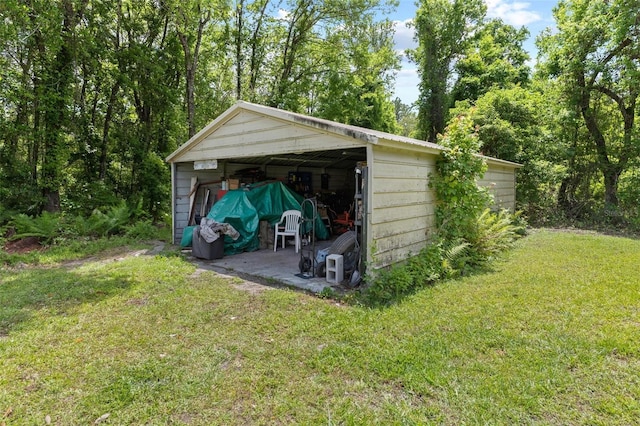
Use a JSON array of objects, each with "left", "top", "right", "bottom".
[{"left": 186, "top": 239, "right": 342, "bottom": 294}]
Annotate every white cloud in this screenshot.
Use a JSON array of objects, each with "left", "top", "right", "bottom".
[
  {"left": 391, "top": 19, "right": 419, "bottom": 104},
  {"left": 277, "top": 8, "right": 290, "bottom": 21},
  {"left": 485, "top": 0, "right": 542, "bottom": 27},
  {"left": 392, "top": 67, "right": 420, "bottom": 104},
  {"left": 393, "top": 19, "right": 417, "bottom": 53}
]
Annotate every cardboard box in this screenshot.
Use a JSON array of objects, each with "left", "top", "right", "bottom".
[{"left": 228, "top": 178, "right": 240, "bottom": 189}]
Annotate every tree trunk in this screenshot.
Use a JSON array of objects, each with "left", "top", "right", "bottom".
[
  {"left": 577, "top": 73, "right": 620, "bottom": 208},
  {"left": 602, "top": 168, "right": 620, "bottom": 207},
  {"left": 40, "top": 0, "right": 88, "bottom": 212},
  {"left": 42, "top": 34, "right": 73, "bottom": 212},
  {"left": 235, "top": 0, "right": 244, "bottom": 100},
  {"left": 178, "top": 10, "right": 209, "bottom": 139},
  {"left": 99, "top": 82, "right": 120, "bottom": 180},
  {"left": 248, "top": 0, "right": 269, "bottom": 98}
]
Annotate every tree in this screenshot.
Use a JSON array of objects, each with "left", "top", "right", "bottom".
[
  {"left": 0, "top": 0, "right": 45, "bottom": 213},
  {"left": 452, "top": 19, "right": 531, "bottom": 103},
  {"left": 171, "top": 0, "right": 229, "bottom": 138},
  {"left": 411, "top": 0, "right": 485, "bottom": 141},
  {"left": 393, "top": 98, "right": 418, "bottom": 137},
  {"left": 314, "top": 18, "right": 400, "bottom": 132},
  {"left": 450, "top": 86, "right": 564, "bottom": 219},
  {"left": 227, "top": 0, "right": 399, "bottom": 127},
  {"left": 0, "top": 0, "right": 402, "bottom": 221},
  {"left": 538, "top": 0, "right": 640, "bottom": 208}
]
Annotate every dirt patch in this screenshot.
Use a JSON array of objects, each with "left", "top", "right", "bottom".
[
  {"left": 62, "top": 241, "right": 168, "bottom": 269},
  {"left": 231, "top": 281, "right": 273, "bottom": 295},
  {"left": 3, "top": 237, "right": 42, "bottom": 254},
  {"left": 191, "top": 265, "right": 275, "bottom": 294}
]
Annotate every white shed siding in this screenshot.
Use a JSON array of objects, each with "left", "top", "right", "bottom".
[
  {"left": 480, "top": 164, "right": 517, "bottom": 211},
  {"left": 369, "top": 145, "right": 437, "bottom": 269},
  {"left": 174, "top": 111, "right": 364, "bottom": 163}
]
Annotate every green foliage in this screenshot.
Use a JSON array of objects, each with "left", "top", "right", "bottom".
[
  {"left": 61, "top": 181, "right": 120, "bottom": 217},
  {"left": 619, "top": 168, "right": 640, "bottom": 230},
  {"left": 3, "top": 201, "right": 164, "bottom": 251},
  {"left": 393, "top": 97, "right": 418, "bottom": 137},
  {"left": 124, "top": 220, "right": 162, "bottom": 240},
  {"left": 450, "top": 86, "right": 565, "bottom": 221},
  {"left": 310, "top": 18, "right": 400, "bottom": 133},
  {"left": 452, "top": 19, "right": 531, "bottom": 103},
  {"left": 412, "top": 0, "right": 486, "bottom": 140},
  {"left": 86, "top": 202, "right": 134, "bottom": 237},
  {"left": 537, "top": 0, "right": 640, "bottom": 208},
  {"left": 429, "top": 114, "right": 492, "bottom": 242},
  {"left": 0, "top": 0, "right": 400, "bottom": 220},
  {"left": 0, "top": 205, "right": 17, "bottom": 229},
  {"left": 0, "top": 160, "right": 43, "bottom": 215},
  {"left": 10, "top": 212, "right": 63, "bottom": 245},
  {"left": 362, "top": 241, "right": 467, "bottom": 306},
  {"left": 466, "top": 209, "right": 525, "bottom": 263},
  {"left": 317, "top": 287, "right": 338, "bottom": 300}
]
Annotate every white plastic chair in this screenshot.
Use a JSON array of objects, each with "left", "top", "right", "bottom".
[{"left": 274, "top": 210, "right": 301, "bottom": 253}]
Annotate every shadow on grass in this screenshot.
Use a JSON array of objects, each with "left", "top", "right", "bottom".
[{"left": 0, "top": 266, "right": 135, "bottom": 336}]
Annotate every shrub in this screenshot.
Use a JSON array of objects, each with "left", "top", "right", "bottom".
[
  {"left": 124, "top": 220, "right": 161, "bottom": 240},
  {"left": 429, "top": 114, "right": 493, "bottom": 243},
  {"left": 9, "top": 212, "right": 63, "bottom": 245},
  {"left": 4, "top": 200, "right": 161, "bottom": 248},
  {"left": 86, "top": 201, "right": 133, "bottom": 237},
  {"left": 361, "top": 240, "right": 470, "bottom": 306},
  {"left": 363, "top": 266, "right": 414, "bottom": 305},
  {"left": 466, "top": 209, "right": 526, "bottom": 264}
]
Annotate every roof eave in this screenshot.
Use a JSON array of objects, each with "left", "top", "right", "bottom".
[
  {"left": 482, "top": 155, "right": 523, "bottom": 169},
  {"left": 165, "top": 100, "right": 522, "bottom": 169}
]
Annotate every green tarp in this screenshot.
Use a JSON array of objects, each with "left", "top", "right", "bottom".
[{"left": 206, "top": 181, "right": 329, "bottom": 255}]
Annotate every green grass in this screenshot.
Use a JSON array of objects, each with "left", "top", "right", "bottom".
[
  {"left": 0, "top": 226, "right": 170, "bottom": 267},
  {"left": 1, "top": 230, "right": 639, "bottom": 424}
]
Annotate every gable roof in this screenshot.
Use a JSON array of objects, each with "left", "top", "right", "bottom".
[{"left": 166, "top": 101, "right": 520, "bottom": 168}]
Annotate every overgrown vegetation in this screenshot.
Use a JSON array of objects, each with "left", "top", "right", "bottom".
[
  {"left": 1, "top": 231, "right": 638, "bottom": 424},
  {"left": 0, "top": 0, "right": 399, "bottom": 218},
  {"left": 363, "top": 116, "right": 525, "bottom": 305},
  {"left": 1, "top": 201, "right": 168, "bottom": 266}
]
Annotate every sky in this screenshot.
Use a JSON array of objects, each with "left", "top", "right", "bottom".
[{"left": 388, "top": 0, "right": 558, "bottom": 105}]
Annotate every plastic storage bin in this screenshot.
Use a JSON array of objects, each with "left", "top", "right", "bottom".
[{"left": 192, "top": 226, "right": 224, "bottom": 260}]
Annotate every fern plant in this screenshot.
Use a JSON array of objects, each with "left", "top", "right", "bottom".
[
  {"left": 468, "top": 208, "right": 525, "bottom": 262},
  {"left": 10, "top": 212, "right": 62, "bottom": 245},
  {"left": 441, "top": 240, "right": 471, "bottom": 276},
  {"left": 87, "top": 202, "right": 133, "bottom": 237}
]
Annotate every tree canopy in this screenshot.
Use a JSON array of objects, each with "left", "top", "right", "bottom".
[
  {"left": 1, "top": 0, "right": 639, "bottom": 231},
  {"left": 0, "top": 0, "right": 399, "bottom": 218},
  {"left": 538, "top": 0, "right": 640, "bottom": 209}
]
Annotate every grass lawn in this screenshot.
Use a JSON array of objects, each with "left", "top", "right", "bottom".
[{"left": 1, "top": 230, "right": 639, "bottom": 424}]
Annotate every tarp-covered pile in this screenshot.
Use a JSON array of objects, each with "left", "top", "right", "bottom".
[{"left": 205, "top": 181, "right": 329, "bottom": 254}]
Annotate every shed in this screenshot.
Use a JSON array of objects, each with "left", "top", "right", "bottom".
[{"left": 166, "top": 101, "right": 519, "bottom": 270}]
